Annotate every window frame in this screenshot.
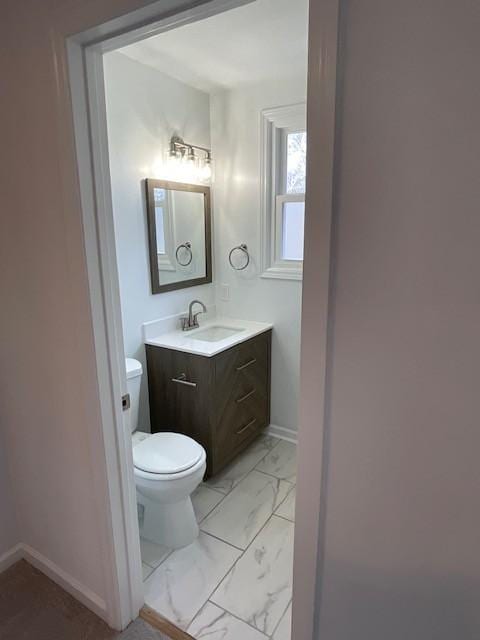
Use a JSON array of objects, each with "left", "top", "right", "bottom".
[{"left": 260, "top": 103, "right": 306, "bottom": 280}]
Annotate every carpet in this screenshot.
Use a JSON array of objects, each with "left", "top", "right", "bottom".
[{"left": 0, "top": 560, "right": 170, "bottom": 640}]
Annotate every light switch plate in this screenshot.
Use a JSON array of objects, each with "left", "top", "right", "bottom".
[{"left": 220, "top": 283, "right": 230, "bottom": 301}]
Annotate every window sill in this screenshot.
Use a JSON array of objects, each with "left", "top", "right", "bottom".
[{"left": 260, "top": 266, "right": 303, "bottom": 281}]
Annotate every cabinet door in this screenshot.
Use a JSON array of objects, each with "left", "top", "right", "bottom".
[
  {"left": 214, "top": 332, "right": 271, "bottom": 458},
  {"left": 146, "top": 346, "right": 214, "bottom": 460}
]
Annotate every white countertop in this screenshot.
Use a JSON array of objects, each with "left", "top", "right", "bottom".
[{"left": 145, "top": 317, "right": 273, "bottom": 357}]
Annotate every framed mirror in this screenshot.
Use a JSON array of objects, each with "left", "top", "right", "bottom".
[{"left": 145, "top": 179, "right": 212, "bottom": 294}]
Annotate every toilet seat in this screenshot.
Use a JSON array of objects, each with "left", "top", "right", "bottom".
[
  {"left": 133, "top": 432, "right": 204, "bottom": 475},
  {"left": 134, "top": 453, "right": 206, "bottom": 482}
]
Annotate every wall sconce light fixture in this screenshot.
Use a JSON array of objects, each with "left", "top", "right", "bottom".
[{"left": 164, "top": 135, "right": 213, "bottom": 183}]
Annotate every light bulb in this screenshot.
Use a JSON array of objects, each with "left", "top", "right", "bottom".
[
  {"left": 200, "top": 162, "right": 212, "bottom": 182},
  {"left": 198, "top": 152, "right": 213, "bottom": 183},
  {"left": 186, "top": 146, "right": 196, "bottom": 163}
]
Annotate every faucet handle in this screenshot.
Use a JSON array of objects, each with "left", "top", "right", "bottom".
[
  {"left": 192, "top": 311, "right": 204, "bottom": 327},
  {"left": 180, "top": 316, "right": 189, "bottom": 331}
]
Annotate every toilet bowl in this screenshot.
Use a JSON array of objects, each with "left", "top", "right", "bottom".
[
  {"left": 126, "top": 358, "right": 206, "bottom": 549},
  {"left": 134, "top": 432, "right": 206, "bottom": 548}
]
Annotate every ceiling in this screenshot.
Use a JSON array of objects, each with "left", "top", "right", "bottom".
[{"left": 119, "top": 0, "right": 308, "bottom": 94}]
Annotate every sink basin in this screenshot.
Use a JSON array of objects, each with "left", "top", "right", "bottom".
[{"left": 191, "top": 325, "right": 244, "bottom": 342}]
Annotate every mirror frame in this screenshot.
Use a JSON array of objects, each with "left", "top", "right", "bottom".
[{"left": 145, "top": 178, "right": 212, "bottom": 294}]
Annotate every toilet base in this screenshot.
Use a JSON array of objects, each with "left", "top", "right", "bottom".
[{"left": 137, "top": 492, "right": 199, "bottom": 549}]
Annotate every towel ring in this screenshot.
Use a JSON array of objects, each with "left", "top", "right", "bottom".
[
  {"left": 175, "top": 241, "right": 193, "bottom": 267},
  {"left": 229, "top": 244, "right": 250, "bottom": 271}
]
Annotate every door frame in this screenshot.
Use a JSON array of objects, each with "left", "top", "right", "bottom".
[{"left": 59, "top": 0, "right": 341, "bottom": 635}]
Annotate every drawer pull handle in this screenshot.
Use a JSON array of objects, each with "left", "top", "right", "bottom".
[
  {"left": 236, "top": 389, "right": 256, "bottom": 404},
  {"left": 236, "top": 358, "right": 257, "bottom": 372},
  {"left": 236, "top": 418, "right": 257, "bottom": 435},
  {"left": 171, "top": 373, "right": 197, "bottom": 388}
]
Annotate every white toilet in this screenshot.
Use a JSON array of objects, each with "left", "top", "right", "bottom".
[{"left": 125, "top": 358, "right": 206, "bottom": 549}]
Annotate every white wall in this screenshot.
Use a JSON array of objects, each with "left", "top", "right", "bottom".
[
  {"left": 211, "top": 76, "right": 306, "bottom": 433},
  {"left": 105, "top": 52, "right": 306, "bottom": 436},
  {"left": 104, "top": 52, "right": 214, "bottom": 431}
]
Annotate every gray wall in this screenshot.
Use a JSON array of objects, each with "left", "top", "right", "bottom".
[
  {"left": 0, "top": 0, "right": 215, "bottom": 614},
  {"left": 0, "top": 428, "right": 18, "bottom": 556},
  {"left": 317, "top": 1, "right": 480, "bottom": 637}
]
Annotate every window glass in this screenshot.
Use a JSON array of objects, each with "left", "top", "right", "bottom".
[
  {"left": 155, "top": 208, "right": 166, "bottom": 254},
  {"left": 282, "top": 200, "right": 305, "bottom": 261},
  {"left": 154, "top": 188, "right": 166, "bottom": 254},
  {"left": 154, "top": 187, "right": 165, "bottom": 203},
  {"left": 286, "top": 131, "right": 307, "bottom": 194}
]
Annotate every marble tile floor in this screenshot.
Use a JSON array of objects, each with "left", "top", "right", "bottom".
[{"left": 140, "top": 435, "right": 297, "bottom": 640}]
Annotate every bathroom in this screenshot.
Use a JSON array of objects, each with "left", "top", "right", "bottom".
[{"left": 104, "top": 0, "right": 307, "bottom": 637}]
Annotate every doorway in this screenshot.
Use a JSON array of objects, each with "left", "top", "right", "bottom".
[{"left": 65, "top": 0, "right": 339, "bottom": 638}]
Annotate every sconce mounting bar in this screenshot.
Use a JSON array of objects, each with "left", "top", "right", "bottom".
[{"left": 170, "top": 135, "right": 211, "bottom": 156}]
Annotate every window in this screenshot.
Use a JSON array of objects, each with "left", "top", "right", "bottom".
[
  {"left": 153, "top": 187, "right": 175, "bottom": 272},
  {"left": 154, "top": 187, "right": 167, "bottom": 254},
  {"left": 261, "top": 104, "right": 306, "bottom": 280}
]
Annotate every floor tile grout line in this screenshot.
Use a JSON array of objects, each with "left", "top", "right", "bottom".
[
  {"left": 254, "top": 468, "right": 296, "bottom": 484},
  {"left": 142, "top": 534, "right": 245, "bottom": 632},
  {"left": 202, "top": 467, "right": 292, "bottom": 518},
  {"left": 273, "top": 512, "right": 295, "bottom": 523},
  {"left": 208, "top": 511, "right": 294, "bottom": 634},
  {"left": 214, "top": 502, "right": 293, "bottom": 565},
  {"left": 140, "top": 545, "right": 173, "bottom": 570},
  {"left": 143, "top": 474, "right": 296, "bottom": 582},
  {"left": 141, "top": 467, "right": 243, "bottom": 575},
  {"left": 141, "top": 465, "right": 279, "bottom": 578},
  {"left": 196, "top": 476, "right": 296, "bottom": 619},
  {"left": 254, "top": 441, "right": 297, "bottom": 476},
  {"left": 142, "top": 547, "right": 175, "bottom": 582},
  {"left": 204, "top": 435, "right": 284, "bottom": 497},
  {"left": 203, "top": 485, "right": 230, "bottom": 497},
  {"left": 197, "top": 485, "right": 232, "bottom": 525},
  {"left": 197, "top": 485, "right": 226, "bottom": 499},
  {"left": 269, "top": 597, "right": 292, "bottom": 639},
  {"left": 143, "top": 559, "right": 155, "bottom": 569},
  {"left": 142, "top": 533, "right": 242, "bottom": 634},
  {"left": 141, "top": 436, "right": 294, "bottom": 636},
  {"left": 144, "top": 511, "right": 294, "bottom": 588},
  {"left": 198, "top": 529, "right": 245, "bottom": 552},
  {"left": 142, "top": 564, "right": 154, "bottom": 581},
  {"left": 200, "top": 468, "right": 294, "bottom": 549},
  {"left": 273, "top": 483, "right": 296, "bottom": 518},
  {"left": 178, "top": 536, "right": 246, "bottom": 634},
  {"left": 209, "top": 586, "right": 274, "bottom": 637},
  {"left": 193, "top": 599, "right": 271, "bottom": 638}
]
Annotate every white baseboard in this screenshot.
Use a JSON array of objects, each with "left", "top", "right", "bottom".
[
  {"left": 266, "top": 424, "right": 298, "bottom": 444},
  {"left": 0, "top": 543, "right": 23, "bottom": 573},
  {"left": 0, "top": 543, "right": 107, "bottom": 622},
  {"left": 22, "top": 544, "right": 107, "bottom": 620}
]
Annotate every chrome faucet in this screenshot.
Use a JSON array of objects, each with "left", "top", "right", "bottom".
[{"left": 181, "top": 300, "right": 207, "bottom": 331}]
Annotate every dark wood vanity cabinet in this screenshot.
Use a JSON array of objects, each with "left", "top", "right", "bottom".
[{"left": 146, "top": 330, "right": 271, "bottom": 477}]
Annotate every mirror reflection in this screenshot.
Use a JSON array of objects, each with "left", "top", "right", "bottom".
[{"left": 145, "top": 179, "right": 212, "bottom": 293}]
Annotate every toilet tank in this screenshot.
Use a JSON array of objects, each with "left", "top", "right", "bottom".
[{"left": 125, "top": 358, "right": 143, "bottom": 433}]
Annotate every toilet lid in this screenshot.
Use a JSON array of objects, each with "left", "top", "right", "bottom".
[{"left": 133, "top": 432, "right": 203, "bottom": 474}]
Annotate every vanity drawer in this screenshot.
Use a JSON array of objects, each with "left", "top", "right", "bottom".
[
  {"left": 215, "top": 392, "right": 268, "bottom": 457},
  {"left": 214, "top": 331, "right": 271, "bottom": 457},
  {"left": 214, "top": 332, "right": 270, "bottom": 401}
]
